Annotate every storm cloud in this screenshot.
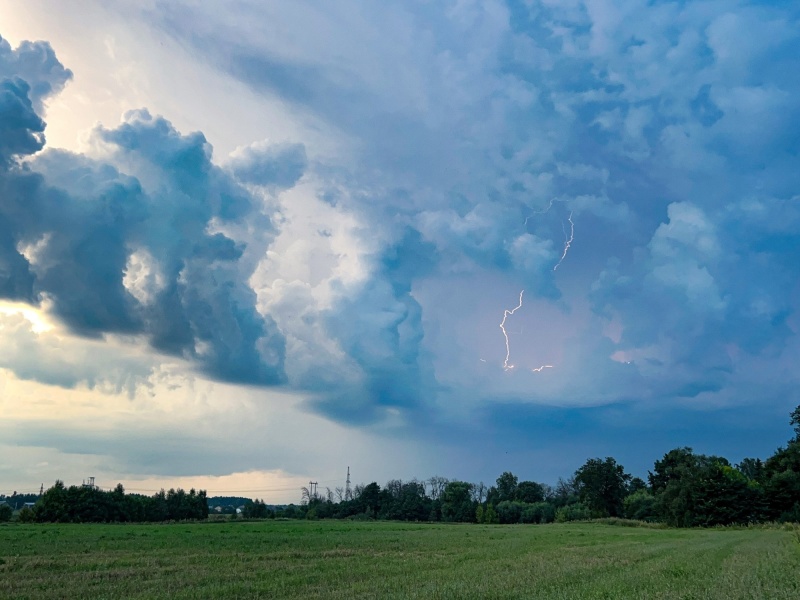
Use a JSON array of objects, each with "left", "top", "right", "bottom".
[
  {"left": 1, "top": 0, "right": 799, "bottom": 473},
  {"left": 0, "top": 35, "right": 289, "bottom": 387}
]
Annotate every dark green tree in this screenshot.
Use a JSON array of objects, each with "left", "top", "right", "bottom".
[
  {"left": 763, "top": 440, "right": 800, "bottom": 521},
  {"left": 495, "top": 472, "right": 518, "bottom": 503},
  {"left": 623, "top": 490, "right": 656, "bottom": 521},
  {"left": 574, "top": 457, "right": 631, "bottom": 517},
  {"left": 516, "top": 481, "right": 545, "bottom": 503},
  {"left": 790, "top": 404, "right": 800, "bottom": 439},
  {"left": 358, "top": 482, "right": 382, "bottom": 518},
  {"left": 441, "top": 481, "right": 475, "bottom": 522},
  {"left": 648, "top": 447, "right": 698, "bottom": 493},
  {"left": 736, "top": 458, "right": 766, "bottom": 482}
]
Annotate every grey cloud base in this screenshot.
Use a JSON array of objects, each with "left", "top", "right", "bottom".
[
  {"left": 0, "top": 36, "right": 286, "bottom": 387},
  {"left": 2, "top": 0, "right": 800, "bottom": 448}
]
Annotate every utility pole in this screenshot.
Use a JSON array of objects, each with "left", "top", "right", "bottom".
[{"left": 345, "top": 466, "right": 351, "bottom": 501}]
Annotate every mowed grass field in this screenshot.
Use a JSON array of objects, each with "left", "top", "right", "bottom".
[{"left": 1, "top": 520, "right": 799, "bottom": 599}]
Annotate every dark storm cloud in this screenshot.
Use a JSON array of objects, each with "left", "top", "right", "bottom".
[
  {"left": 0, "top": 38, "right": 306, "bottom": 387},
  {"left": 141, "top": 1, "right": 800, "bottom": 432}
]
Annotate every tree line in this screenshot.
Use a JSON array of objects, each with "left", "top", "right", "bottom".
[
  {"left": 286, "top": 403, "right": 800, "bottom": 526},
  {"left": 3, "top": 404, "right": 798, "bottom": 526},
  {"left": 8, "top": 482, "right": 208, "bottom": 523}
]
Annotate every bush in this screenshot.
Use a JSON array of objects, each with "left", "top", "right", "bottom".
[
  {"left": 522, "top": 502, "right": 555, "bottom": 524},
  {"left": 778, "top": 502, "right": 800, "bottom": 524},
  {"left": 555, "top": 503, "right": 591, "bottom": 523},
  {"left": 484, "top": 504, "right": 499, "bottom": 524},
  {"left": 624, "top": 490, "right": 657, "bottom": 521},
  {"left": 18, "top": 506, "right": 35, "bottom": 523},
  {"left": 496, "top": 501, "right": 524, "bottom": 524},
  {"left": 0, "top": 504, "right": 12, "bottom": 522}
]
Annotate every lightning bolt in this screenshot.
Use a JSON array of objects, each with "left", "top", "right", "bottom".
[
  {"left": 553, "top": 211, "right": 574, "bottom": 271},
  {"left": 497, "top": 202, "right": 574, "bottom": 372},
  {"left": 524, "top": 197, "right": 559, "bottom": 227},
  {"left": 500, "top": 290, "right": 525, "bottom": 370}
]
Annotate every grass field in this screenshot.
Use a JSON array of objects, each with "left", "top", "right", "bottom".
[{"left": 1, "top": 520, "right": 799, "bottom": 599}]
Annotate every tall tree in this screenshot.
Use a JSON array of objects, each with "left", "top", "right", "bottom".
[
  {"left": 441, "top": 481, "right": 475, "bottom": 522},
  {"left": 574, "top": 457, "right": 631, "bottom": 517},
  {"left": 495, "top": 472, "right": 518, "bottom": 503},
  {"left": 516, "top": 481, "right": 545, "bottom": 503}
]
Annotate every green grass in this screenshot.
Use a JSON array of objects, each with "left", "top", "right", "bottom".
[{"left": 1, "top": 520, "right": 798, "bottom": 599}]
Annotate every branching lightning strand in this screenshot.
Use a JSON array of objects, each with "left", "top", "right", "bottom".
[{"left": 553, "top": 211, "right": 574, "bottom": 271}]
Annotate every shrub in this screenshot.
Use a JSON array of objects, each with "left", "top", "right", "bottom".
[
  {"left": 18, "top": 506, "right": 35, "bottom": 523},
  {"left": 522, "top": 502, "right": 555, "bottom": 524},
  {"left": 0, "top": 504, "right": 12, "bottom": 522},
  {"left": 624, "top": 490, "right": 657, "bottom": 521},
  {"left": 555, "top": 503, "right": 591, "bottom": 523}
]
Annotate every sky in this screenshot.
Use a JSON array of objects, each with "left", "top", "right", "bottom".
[{"left": 0, "top": 0, "right": 798, "bottom": 503}]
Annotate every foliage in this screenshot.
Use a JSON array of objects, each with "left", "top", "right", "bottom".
[
  {"left": 763, "top": 438, "right": 800, "bottom": 521},
  {"left": 495, "top": 500, "right": 524, "bottom": 524},
  {"left": 555, "top": 503, "right": 591, "bottom": 523},
  {"left": 242, "top": 499, "right": 272, "bottom": 519},
  {"left": 623, "top": 490, "right": 657, "bottom": 521},
  {"left": 516, "top": 481, "right": 545, "bottom": 503},
  {"left": 495, "top": 471, "right": 518, "bottom": 503},
  {"left": 18, "top": 506, "right": 35, "bottom": 523},
  {"left": 30, "top": 481, "right": 208, "bottom": 523},
  {"left": 574, "top": 457, "right": 631, "bottom": 517},
  {"left": 522, "top": 502, "right": 555, "bottom": 524},
  {"left": 441, "top": 481, "right": 475, "bottom": 522},
  {"left": 0, "top": 503, "right": 12, "bottom": 522}
]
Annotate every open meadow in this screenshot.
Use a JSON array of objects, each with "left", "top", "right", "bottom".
[{"left": 1, "top": 520, "right": 799, "bottom": 599}]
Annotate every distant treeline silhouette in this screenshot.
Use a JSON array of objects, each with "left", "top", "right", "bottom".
[
  {"left": 287, "top": 403, "right": 800, "bottom": 527},
  {"left": 14, "top": 482, "right": 208, "bottom": 523},
  {"left": 7, "top": 404, "right": 798, "bottom": 526}
]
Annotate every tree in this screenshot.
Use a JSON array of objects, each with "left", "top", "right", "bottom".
[
  {"left": 649, "top": 447, "right": 698, "bottom": 493},
  {"left": 623, "top": 490, "right": 656, "bottom": 521},
  {"left": 427, "top": 476, "right": 449, "bottom": 501},
  {"left": 763, "top": 436, "right": 800, "bottom": 521},
  {"left": 495, "top": 501, "right": 524, "bottom": 524},
  {"left": 736, "top": 458, "right": 765, "bottom": 482},
  {"left": 484, "top": 503, "right": 499, "bottom": 524},
  {"left": 0, "top": 503, "right": 12, "bottom": 522},
  {"left": 552, "top": 476, "right": 580, "bottom": 507},
  {"left": 358, "top": 482, "right": 382, "bottom": 518},
  {"left": 791, "top": 403, "right": 800, "bottom": 439},
  {"left": 495, "top": 472, "right": 519, "bottom": 503},
  {"left": 627, "top": 477, "right": 647, "bottom": 494},
  {"left": 574, "top": 457, "right": 631, "bottom": 517},
  {"left": 522, "top": 502, "right": 555, "bottom": 524},
  {"left": 651, "top": 448, "right": 761, "bottom": 526},
  {"left": 516, "top": 481, "right": 545, "bottom": 503},
  {"left": 441, "top": 481, "right": 475, "bottom": 522},
  {"left": 471, "top": 482, "right": 488, "bottom": 504},
  {"left": 397, "top": 481, "right": 429, "bottom": 521}
]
